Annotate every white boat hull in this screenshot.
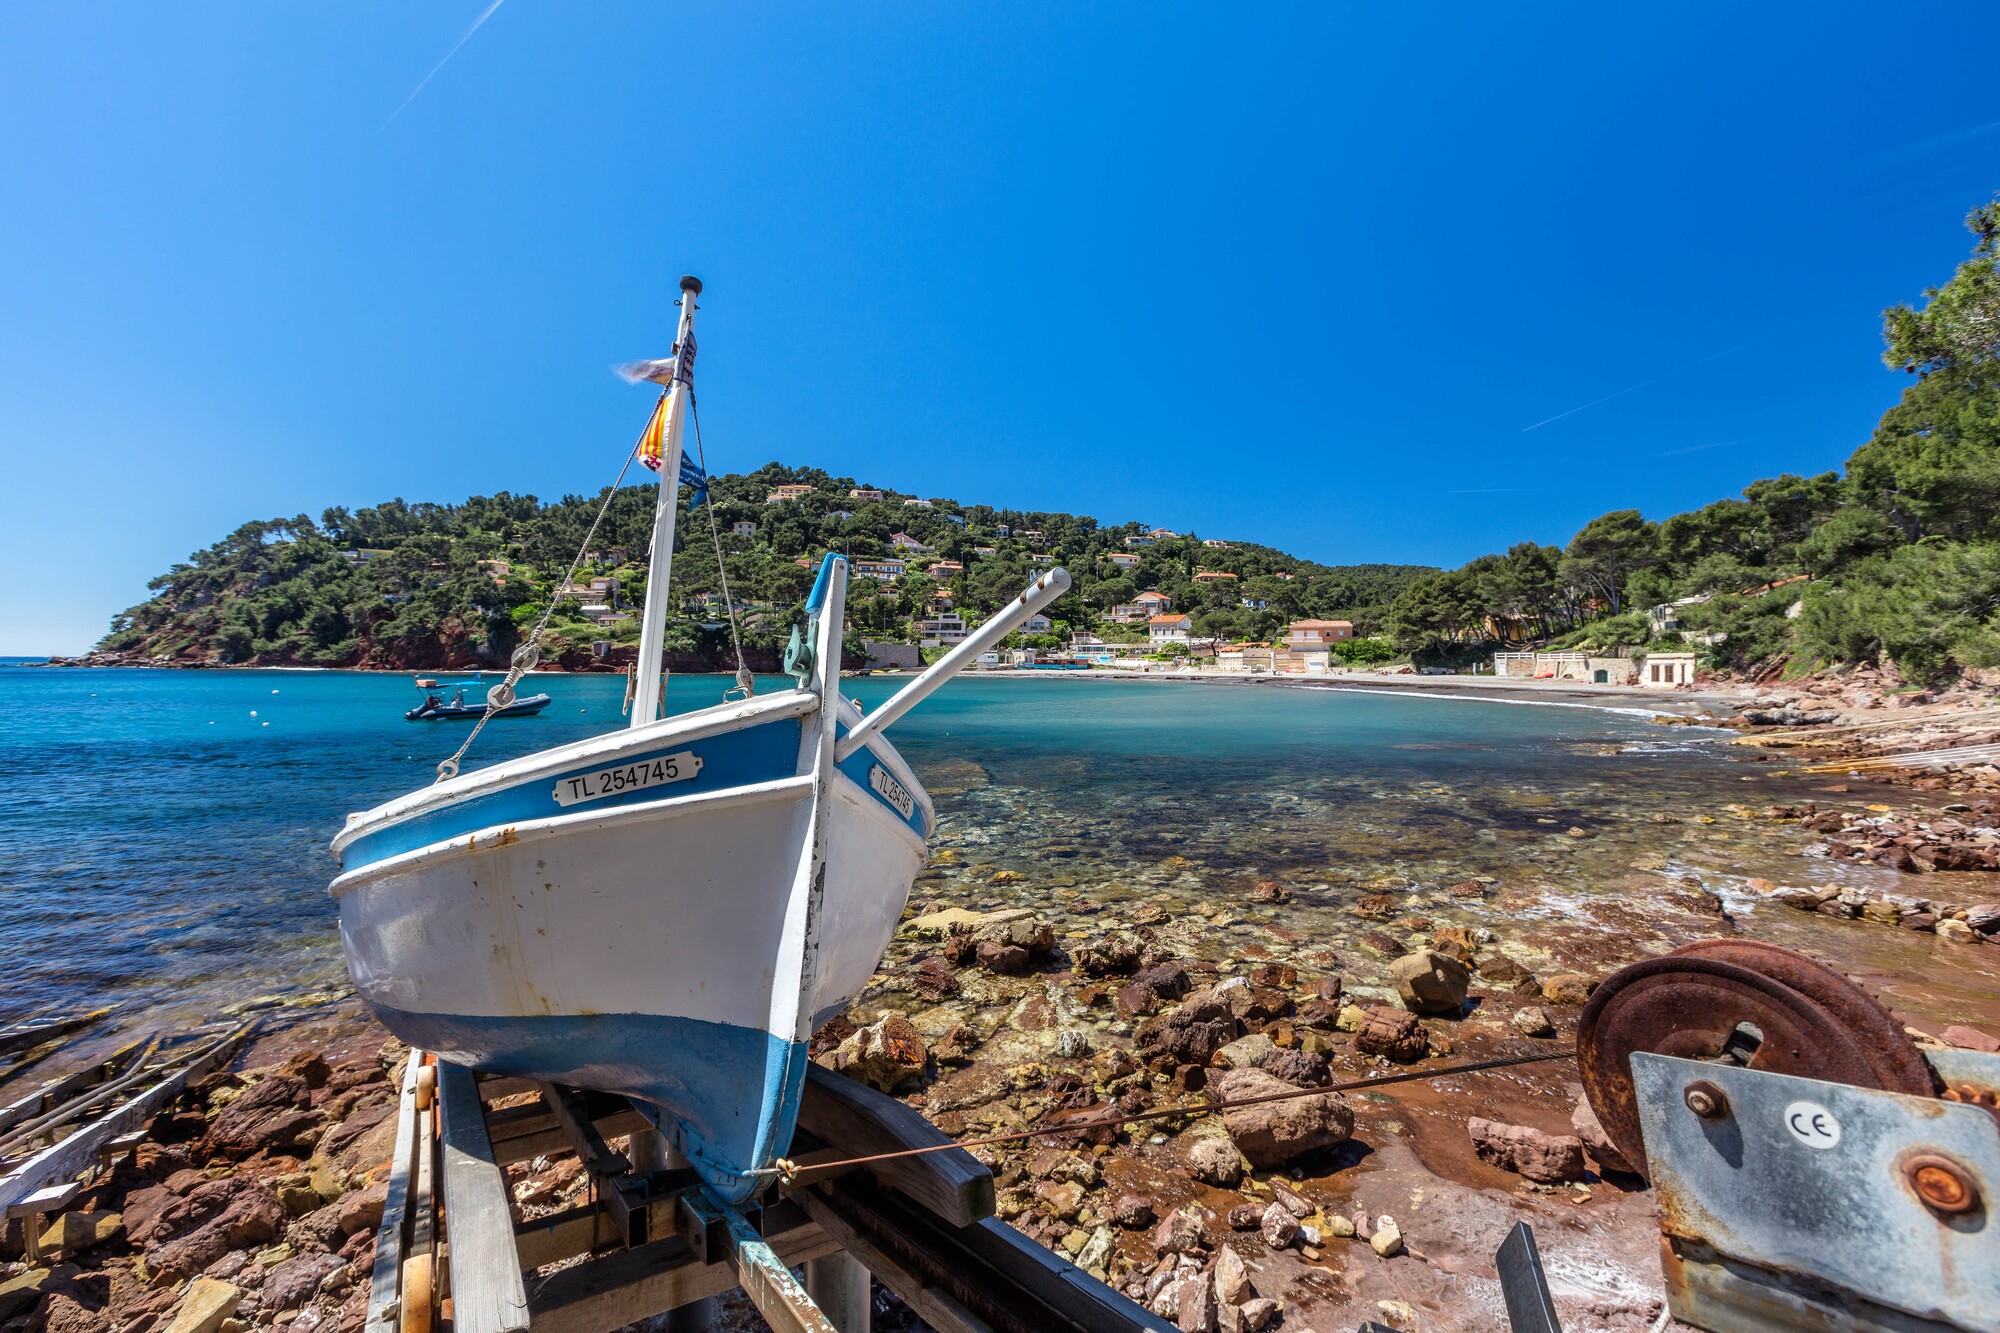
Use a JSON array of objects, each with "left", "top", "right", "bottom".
[{"left": 330, "top": 688, "right": 931, "bottom": 1200}]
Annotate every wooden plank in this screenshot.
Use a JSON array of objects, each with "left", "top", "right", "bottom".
[
  {"left": 472, "top": 1075, "right": 541, "bottom": 1103},
  {"left": 0, "top": 1039, "right": 146, "bottom": 1134},
  {"left": 488, "top": 1105, "right": 651, "bottom": 1166},
  {"left": 0, "top": 1023, "right": 247, "bottom": 1212},
  {"left": 527, "top": 1212, "right": 838, "bottom": 1333},
  {"left": 435, "top": 1061, "right": 529, "bottom": 1333},
  {"left": 795, "top": 1065, "right": 993, "bottom": 1226},
  {"left": 366, "top": 1052, "right": 425, "bottom": 1333},
  {"left": 3, "top": 1180, "right": 82, "bottom": 1219},
  {"left": 0, "top": 1011, "right": 106, "bottom": 1057}
]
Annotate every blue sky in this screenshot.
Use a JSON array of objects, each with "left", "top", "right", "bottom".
[{"left": 3, "top": 4, "right": 1996, "bottom": 653}]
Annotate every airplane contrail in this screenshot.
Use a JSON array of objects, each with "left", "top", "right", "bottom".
[
  {"left": 379, "top": 0, "right": 508, "bottom": 133},
  {"left": 1521, "top": 332, "right": 1773, "bottom": 432}
]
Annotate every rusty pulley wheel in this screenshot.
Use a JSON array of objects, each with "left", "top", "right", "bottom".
[
  {"left": 1577, "top": 952, "right": 1930, "bottom": 1178},
  {"left": 1668, "top": 939, "right": 1936, "bottom": 1097}
]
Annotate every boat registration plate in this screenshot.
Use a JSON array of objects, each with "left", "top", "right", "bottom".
[
  {"left": 553, "top": 750, "right": 703, "bottom": 807},
  {"left": 868, "top": 764, "right": 915, "bottom": 819}
]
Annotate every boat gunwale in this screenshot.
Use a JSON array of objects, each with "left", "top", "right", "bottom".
[
  {"left": 331, "top": 689, "right": 822, "bottom": 856},
  {"left": 328, "top": 763, "right": 927, "bottom": 901}
]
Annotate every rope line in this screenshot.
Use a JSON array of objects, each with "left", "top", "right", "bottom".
[
  {"left": 689, "top": 389, "right": 755, "bottom": 700},
  {"left": 778, "top": 1047, "right": 1575, "bottom": 1184},
  {"left": 435, "top": 427, "right": 647, "bottom": 783}
]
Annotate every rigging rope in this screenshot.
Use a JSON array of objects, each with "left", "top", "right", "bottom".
[
  {"left": 774, "top": 1047, "right": 1576, "bottom": 1185},
  {"left": 689, "top": 389, "right": 755, "bottom": 701},
  {"left": 435, "top": 427, "right": 647, "bottom": 783}
]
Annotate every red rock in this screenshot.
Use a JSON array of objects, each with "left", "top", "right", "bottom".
[
  {"left": 1539, "top": 974, "right": 1596, "bottom": 1007},
  {"left": 1468, "top": 1117, "right": 1585, "bottom": 1183},
  {"left": 1942, "top": 1025, "right": 2000, "bottom": 1054},
  {"left": 976, "top": 941, "right": 1032, "bottom": 975},
  {"left": 1217, "top": 1068, "right": 1353, "bottom": 1167},
  {"left": 1116, "top": 963, "right": 1190, "bottom": 1017},
  {"left": 1354, "top": 1006, "right": 1427, "bottom": 1062},
  {"left": 263, "top": 1252, "right": 344, "bottom": 1311}
]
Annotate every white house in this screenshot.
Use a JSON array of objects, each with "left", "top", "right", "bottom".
[
  {"left": 916, "top": 613, "right": 968, "bottom": 647},
  {"left": 730, "top": 520, "right": 757, "bottom": 537},
  {"left": 1149, "top": 613, "right": 1193, "bottom": 644},
  {"left": 890, "top": 532, "right": 932, "bottom": 553},
  {"left": 1107, "top": 552, "right": 1142, "bottom": 570},
  {"left": 850, "top": 558, "right": 907, "bottom": 582}
]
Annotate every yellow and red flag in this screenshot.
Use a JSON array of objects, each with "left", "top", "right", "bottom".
[{"left": 635, "top": 393, "right": 668, "bottom": 473}]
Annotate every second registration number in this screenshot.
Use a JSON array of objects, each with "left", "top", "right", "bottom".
[{"left": 553, "top": 750, "right": 703, "bottom": 807}]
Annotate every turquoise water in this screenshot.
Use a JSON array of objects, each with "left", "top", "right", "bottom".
[{"left": 0, "top": 666, "right": 1734, "bottom": 1035}]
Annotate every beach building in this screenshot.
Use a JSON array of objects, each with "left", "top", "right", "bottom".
[
  {"left": 850, "top": 558, "right": 907, "bottom": 582},
  {"left": 730, "top": 520, "right": 757, "bottom": 537},
  {"left": 862, "top": 640, "right": 919, "bottom": 670},
  {"left": 849, "top": 487, "right": 884, "bottom": 500},
  {"left": 1641, "top": 651, "right": 1699, "bottom": 686},
  {"left": 916, "top": 613, "right": 968, "bottom": 647},
  {"left": 1286, "top": 619, "right": 1354, "bottom": 649},
  {"left": 1149, "top": 613, "right": 1193, "bottom": 644},
  {"left": 890, "top": 532, "right": 932, "bottom": 553},
  {"left": 1107, "top": 552, "right": 1142, "bottom": 570},
  {"left": 764, "top": 484, "right": 816, "bottom": 503}
]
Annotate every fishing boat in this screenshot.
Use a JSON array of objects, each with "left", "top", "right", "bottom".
[
  {"left": 329, "top": 277, "right": 1068, "bottom": 1203},
  {"left": 405, "top": 676, "right": 554, "bottom": 721}
]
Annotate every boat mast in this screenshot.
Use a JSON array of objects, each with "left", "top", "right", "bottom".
[{"left": 628, "top": 275, "right": 702, "bottom": 728}]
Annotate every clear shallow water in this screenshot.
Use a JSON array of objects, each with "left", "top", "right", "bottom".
[{"left": 0, "top": 665, "right": 1744, "bottom": 1037}]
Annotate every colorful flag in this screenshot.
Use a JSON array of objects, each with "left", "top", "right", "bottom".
[
  {"left": 634, "top": 393, "right": 709, "bottom": 507},
  {"left": 615, "top": 357, "right": 678, "bottom": 387},
  {"left": 635, "top": 393, "right": 669, "bottom": 472}
]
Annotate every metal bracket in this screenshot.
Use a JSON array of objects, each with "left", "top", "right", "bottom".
[{"left": 1633, "top": 1049, "right": 2000, "bottom": 1333}]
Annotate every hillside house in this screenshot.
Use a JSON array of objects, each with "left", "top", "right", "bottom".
[
  {"left": 1124, "top": 534, "right": 1156, "bottom": 548},
  {"left": 944, "top": 515, "right": 966, "bottom": 526},
  {"left": 1148, "top": 528, "right": 1179, "bottom": 539},
  {"left": 890, "top": 532, "right": 932, "bottom": 553},
  {"left": 993, "top": 524, "right": 1012, "bottom": 538},
  {"left": 849, "top": 488, "right": 884, "bottom": 501},
  {"left": 1286, "top": 619, "right": 1353, "bottom": 649},
  {"left": 903, "top": 498, "right": 934, "bottom": 509},
  {"left": 926, "top": 561, "right": 964, "bottom": 579},
  {"left": 1192, "top": 570, "right": 1238, "bottom": 584},
  {"left": 1020, "top": 530, "right": 1045, "bottom": 543},
  {"left": 1203, "top": 538, "right": 1231, "bottom": 548},
  {"left": 1029, "top": 554, "right": 1054, "bottom": 565},
  {"left": 1272, "top": 572, "right": 1295, "bottom": 581},
  {"left": 828, "top": 510, "right": 854, "bottom": 522},
  {"left": 1022, "top": 613, "right": 1052, "bottom": 633},
  {"left": 916, "top": 613, "right": 968, "bottom": 646},
  {"left": 850, "top": 558, "right": 907, "bottom": 582},
  {"left": 1107, "top": 552, "right": 1142, "bottom": 570},
  {"left": 972, "top": 546, "right": 998, "bottom": 557},
  {"left": 730, "top": 521, "right": 757, "bottom": 537},
  {"left": 764, "top": 484, "right": 816, "bottom": 503}
]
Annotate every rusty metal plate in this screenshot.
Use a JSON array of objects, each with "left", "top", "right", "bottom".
[
  {"left": 1668, "top": 939, "right": 1936, "bottom": 1098},
  {"left": 1578, "top": 954, "right": 1927, "bottom": 1178}
]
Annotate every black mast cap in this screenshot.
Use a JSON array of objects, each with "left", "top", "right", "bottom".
[{"left": 679, "top": 275, "right": 703, "bottom": 295}]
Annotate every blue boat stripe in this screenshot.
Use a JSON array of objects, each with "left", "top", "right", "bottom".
[
  {"left": 342, "top": 716, "right": 804, "bottom": 871},
  {"left": 834, "top": 738, "right": 932, "bottom": 838}
]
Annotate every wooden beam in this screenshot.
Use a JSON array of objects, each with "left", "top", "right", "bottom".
[
  {"left": 527, "top": 1215, "right": 839, "bottom": 1333},
  {"left": 435, "top": 1061, "right": 529, "bottom": 1333},
  {"left": 681, "top": 1188, "right": 840, "bottom": 1333},
  {"left": 0, "top": 1011, "right": 106, "bottom": 1057},
  {"left": 0, "top": 1039, "right": 146, "bottom": 1135},
  {"left": 486, "top": 1104, "right": 651, "bottom": 1167},
  {"left": 792, "top": 1189, "right": 994, "bottom": 1333},
  {"left": 0, "top": 1023, "right": 248, "bottom": 1213},
  {"left": 794, "top": 1066, "right": 993, "bottom": 1226},
  {"left": 366, "top": 1053, "right": 425, "bottom": 1333}
]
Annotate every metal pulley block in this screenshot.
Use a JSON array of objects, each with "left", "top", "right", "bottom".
[{"left": 1577, "top": 939, "right": 1935, "bottom": 1177}]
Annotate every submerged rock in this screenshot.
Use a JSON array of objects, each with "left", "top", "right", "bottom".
[
  {"left": 1354, "top": 1007, "right": 1427, "bottom": 1062},
  {"left": 829, "top": 1013, "right": 928, "bottom": 1092}
]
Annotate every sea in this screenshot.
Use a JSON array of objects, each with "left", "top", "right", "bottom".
[{"left": 8, "top": 661, "right": 1980, "bottom": 1043}]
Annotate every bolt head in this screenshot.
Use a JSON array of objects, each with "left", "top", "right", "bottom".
[
  {"left": 1684, "top": 1082, "right": 1727, "bottom": 1118},
  {"left": 1908, "top": 1155, "right": 1979, "bottom": 1216}
]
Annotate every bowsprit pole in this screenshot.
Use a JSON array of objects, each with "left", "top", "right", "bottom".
[{"left": 628, "top": 275, "right": 702, "bottom": 728}]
